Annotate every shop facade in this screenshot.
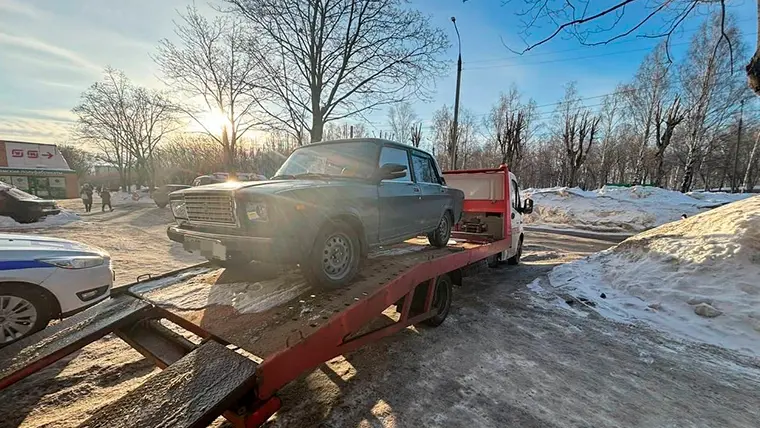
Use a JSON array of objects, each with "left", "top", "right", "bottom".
[{"left": 0, "top": 140, "right": 79, "bottom": 199}]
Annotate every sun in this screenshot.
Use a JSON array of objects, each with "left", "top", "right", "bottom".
[{"left": 196, "top": 109, "right": 231, "bottom": 136}]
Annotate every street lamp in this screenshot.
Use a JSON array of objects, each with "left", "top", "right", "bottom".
[{"left": 451, "top": 16, "right": 462, "bottom": 170}]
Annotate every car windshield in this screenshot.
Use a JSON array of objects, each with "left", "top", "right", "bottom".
[
  {"left": 274, "top": 141, "right": 378, "bottom": 179},
  {"left": 7, "top": 187, "right": 40, "bottom": 200}
]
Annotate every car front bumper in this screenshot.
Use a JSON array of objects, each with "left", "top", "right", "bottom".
[
  {"left": 167, "top": 225, "right": 302, "bottom": 263},
  {"left": 40, "top": 263, "right": 113, "bottom": 316}
]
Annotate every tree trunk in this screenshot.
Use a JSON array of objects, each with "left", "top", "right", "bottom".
[
  {"left": 311, "top": 89, "right": 323, "bottom": 143},
  {"left": 653, "top": 147, "right": 666, "bottom": 187},
  {"left": 680, "top": 144, "right": 698, "bottom": 193},
  {"left": 742, "top": 131, "right": 760, "bottom": 192}
]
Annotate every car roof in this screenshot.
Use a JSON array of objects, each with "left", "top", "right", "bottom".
[{"left": 302, "top": 138, "right": 435, "bottom": 158}]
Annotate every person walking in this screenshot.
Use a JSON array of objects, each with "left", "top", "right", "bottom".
[
  {"left": 81, "top": 184, "right": 93, "bottom": 213},
  {"left": 101, "top": 188, "right": 113, "bottom": 212}
]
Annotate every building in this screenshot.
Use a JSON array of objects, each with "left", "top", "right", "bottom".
[{"left": 0, "top": 140, "right": 79, "bottom": 199}]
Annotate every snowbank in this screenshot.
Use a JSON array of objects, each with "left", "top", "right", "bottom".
[
  {"left": 0, "top": 210, "right": 81, "bottom": 230},
  {"left": 110, "top": 190, "right": 155, "bottom": 205},
  {"left": 523, "top": 185, "right": 754, "bottom": 232},
  {"left": 539, "top": 195, "right": 760, "bottom": 357}
]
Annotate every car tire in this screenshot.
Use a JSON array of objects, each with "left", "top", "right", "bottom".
[
  {"left": 0, "top": 283, "right": 54, "bottom": 346},
  {"left": 507, "top": 236, "right": 523, "bottom": 265},
  {"left": 302, "top": 220, "right": 361, "bottom": 289},
  {"left": 421, "top": 274, "right": 453, "bottom": 327},
  {"left": 427, "top": 211, "right": 452, "bottom": 248}
]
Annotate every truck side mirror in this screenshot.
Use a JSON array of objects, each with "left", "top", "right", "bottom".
[
  {"left": 522, "top": 198, "right": 534, "bottom": 214},
  {"left": 379, "top": 163, "right": 407, "bottom": 180}
]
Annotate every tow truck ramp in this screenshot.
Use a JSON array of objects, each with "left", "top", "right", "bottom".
[{"left": 0, "top": 166, "right": 516, "bottom": 427}]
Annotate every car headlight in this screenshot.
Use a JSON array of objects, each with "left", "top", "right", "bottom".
[
  {"left": 245, "top": 201, "right": 268, "bottom": 221},
  {"left": 39, "top": 256, "right": 105, "bottom": 269},
  {"left": 170, "top": 199, "right": 188, "bottom": 219}
]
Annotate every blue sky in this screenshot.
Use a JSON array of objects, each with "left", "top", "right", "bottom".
[{"left": 0, "top": 0, "right": 756, "bottom": 144}]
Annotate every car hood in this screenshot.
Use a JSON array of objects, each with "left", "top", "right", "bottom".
[
  {"left": 176, "top": 179, "right": 363, "bottom": 195},
  {"left": 0, "top": 233, "right": 109, "bottom": 259}
]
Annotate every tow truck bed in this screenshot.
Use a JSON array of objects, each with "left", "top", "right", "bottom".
[{"left": 0, "top": 166, "right": 516, "bottom": 427}]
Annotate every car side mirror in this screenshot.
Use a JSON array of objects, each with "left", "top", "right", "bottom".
[
  {"left": 522, "top": 198, "right": 534, "bottom": 214},
  {"left": 379, "top": 163, "right": 407, "bottom": 180}
]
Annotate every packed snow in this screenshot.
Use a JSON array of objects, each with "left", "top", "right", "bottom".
[
  {"left": 523, "top": 185, "right": 755, "bottom": 232},
  {"left": 534, "top": 195, "right": 760, "bottom": 357},
  {"left": 0, "top": 210, "right": 81, "bottom": 230}
]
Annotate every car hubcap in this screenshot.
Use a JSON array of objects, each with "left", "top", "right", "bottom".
[
  {"left": 322, "top": 233, "right": 353, "bottom": 280},
  {"left": 438, "top": 216, "right": 448, "bottom": 237},
  {"left": 0, "top": 295, "right": 37, "bottom": 344}
]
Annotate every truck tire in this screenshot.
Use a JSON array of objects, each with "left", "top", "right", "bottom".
[
  {"left": 427, "top": 211, "right": 452, "bottom": 248},
  {"left": 421, "top": 274, "right": 453, "bottom": 327},
  {"left": 507, "top": 236, "right": 523, "bottom": 265},
  {"left": 0, "top": 283, "right": 54, "bottom": 346},
  {"left": 302, "top": 220, "right": 361, "bottom": 289}
]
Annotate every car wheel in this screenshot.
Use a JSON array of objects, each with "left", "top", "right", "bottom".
[
  {"left": 427, "top": 212, "right": 452, "bottom": 248},
  {"left": 507, "top": 236, "right": 523, "bottom": 265},
  {"left": 0, "top": 284, "right": 54, "bottom": 346},
  {"left": 421, "top": 274, "right": 453, "bottom": 327},
  {"left": 303, "top": 220, "right": 361, "bottom": 289}
]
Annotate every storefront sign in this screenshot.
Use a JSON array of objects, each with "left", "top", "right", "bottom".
[{"left": 3, "top": 141, "right": 70, "bottom": 169}]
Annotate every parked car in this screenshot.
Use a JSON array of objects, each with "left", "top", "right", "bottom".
[
  {"left": 152, "top": 184, "right": 192, "bottom": 208},
  {"left": 0, "top": 182, "right": 60, "bottom": 223},
  {"left": 167, "top": 138, "right": 464, "bottom": 288},
  {"left": 0, "top": 234, "right": 113, "bottom": 345}
]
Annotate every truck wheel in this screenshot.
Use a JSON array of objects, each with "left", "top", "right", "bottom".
[
  {"left": 0, "top": 284, "right": 53, "bottom": 346},
  {"left": 427, "top": 212, "right": 452, "bottom": 248},
  {"left": 302, "top": 220, "right": 361, "bottom": 289},
  {"left": 507, "top": 236, "right": 523, "bottom": 265},
  {"left": 421, "top": 275, "right": 453, "bottom": 327}
]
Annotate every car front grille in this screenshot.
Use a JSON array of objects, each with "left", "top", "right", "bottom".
[{"left": 184, "top": 193, "right": 237, "bottom": 226}]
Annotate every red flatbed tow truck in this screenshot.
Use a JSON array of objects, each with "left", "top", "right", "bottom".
[{"left": 0, "top": 166, "right": 521, "bottom": 428}]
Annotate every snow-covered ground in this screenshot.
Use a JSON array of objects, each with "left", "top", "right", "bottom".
[
  {"left": 523, "top": 185, "right": 754, "bottom": 232},
  {"left": 532, "top": 195, "right": 760, "bottom": 357},
  {"left": 0, "top": 210, "right": 81, "bottom": 229}
]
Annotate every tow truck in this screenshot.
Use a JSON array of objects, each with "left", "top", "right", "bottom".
[{"left": 0, "top": 166, "right": 529, "bottom": 427}]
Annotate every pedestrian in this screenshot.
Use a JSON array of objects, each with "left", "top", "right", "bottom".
[
  {"left": 81, "top": 184, "right": 93, "bottom": 213},
  {"left": 681, "top": 214, "right": 688, "bottom": 220},
  {"left": 101, "top": 188, "right": 113, "bottom": 212}
]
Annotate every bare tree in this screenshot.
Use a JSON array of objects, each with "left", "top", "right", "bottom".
[
  {"left": 387, "top": 102, "right": 417, "bottom": 143},
  {"left": 486, "top": 86, "right": 536, "bottom": 168},
  {"left": 73, "top": 67, "right": 176, "bottom": 189},
  {"left": 411, "top": 123, "right": 423, "bottom": 148},
  {"left": 58, "top": 144, "right": 93, "bottom": 179},
  {"left": 624, "top": 43, "right": 671, "bottom": 184},
  {"left": 653, "top": 96, "right": 686, "bottom": 186},
  {"left": 554, "top": 83, "right": 600, "bottom": 187},
  {"left": 677, "top": 14, "right": 748, "bottom": 192},
  {"left": 597, "top": 88, "right": 625, "bottom": 186},
  {"left": 154, "top": 6, "right": 265, "bottom": 170},
  {"left": 226, "top": 0, "right": 449, "bottom": 143}
]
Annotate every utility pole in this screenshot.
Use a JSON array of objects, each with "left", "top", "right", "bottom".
[
  {"left": 732, "top": 99, "right": 744, "bottom": 192},
  {"left": 450, "top": 16, "right": 462, "bottom": 170}
]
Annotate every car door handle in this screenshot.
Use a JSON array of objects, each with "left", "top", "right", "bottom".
[{"left": 412, "top": 187, "right": 421, "bottom": 193}]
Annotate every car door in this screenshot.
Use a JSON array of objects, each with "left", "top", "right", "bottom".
[
  {"left": 509, "top": 176, "right": 523, "bottom": 251},
  {"left": 377, "top": 145, "right": 420, "bottom": 242},
  {"left": 411, "top": 152, "right": 445, "bottom": 231}
]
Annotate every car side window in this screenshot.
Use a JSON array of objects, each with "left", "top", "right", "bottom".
[
  {"left": 412, "top": 154, "right": 438, "bottom": 184},
  {"left": 378, "top": 146, "right": 412, "bottom": 182},
  {"left": 511, "top": 179, "right": 520, "bottom": 211}
]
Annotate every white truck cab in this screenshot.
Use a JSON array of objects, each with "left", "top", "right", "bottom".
[{"left": 443, "top": 166, "right": 532, "bottom": 264}]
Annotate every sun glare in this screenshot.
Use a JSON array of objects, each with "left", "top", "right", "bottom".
[{"left": 197, "top": 109, "right": 231, "bottom": 135}]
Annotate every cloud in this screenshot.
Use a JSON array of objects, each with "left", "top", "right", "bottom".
[
  {"left": 0, "top": 116, "right": 72, "bottom": 143},
  {"left": 0, "top": 32, "right": 101, "bottom": 73},
  {"left": 0, "top": 0, "right": 40, "bottom": 19}
]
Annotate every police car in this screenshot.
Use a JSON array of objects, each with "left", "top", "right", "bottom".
[{"left": 0, "top": 234, "right": 113, "bottom": 345}]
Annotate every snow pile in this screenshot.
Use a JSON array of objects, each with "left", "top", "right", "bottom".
[
  {"left": 523, "top": 185, "right": 754, "bottom": 232},
  {"left": 541, "top": 195, "right": 760, "bottom": 356},
  {"left": 0, "top": 210, "right": 81, "bottom": 230}
]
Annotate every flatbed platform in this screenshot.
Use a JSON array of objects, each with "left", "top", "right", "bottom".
[{"left": 132, "top": 238, "right": 483, "bottom": 360}]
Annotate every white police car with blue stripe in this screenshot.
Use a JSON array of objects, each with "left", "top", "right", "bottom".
[{"left": 0, "top": 233, "right": 114, "bottom": 345}]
